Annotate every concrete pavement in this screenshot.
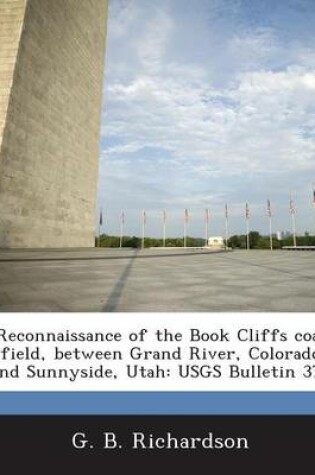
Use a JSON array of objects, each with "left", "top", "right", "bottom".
[{"left": 0, "top": 249, "right": 314, "bottom": 312}]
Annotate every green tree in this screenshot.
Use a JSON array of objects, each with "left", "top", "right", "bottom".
[{"left": 249, "top": 231, "right": 261, "bottom": 248}]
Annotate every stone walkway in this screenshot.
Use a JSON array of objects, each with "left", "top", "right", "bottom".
[{"left": 0, "top": 249, "right": 314, "bottom": 312}]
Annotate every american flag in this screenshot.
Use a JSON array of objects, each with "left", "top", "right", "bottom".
[
  {"left": 225, "top": 203, "right": 228, "bottom": 219},
  {"left": 289, "top": 193, "right": 296, "bottom": 214},
  {"left": 184, "top": 209, "right": 189, "bottom": 223},
  {"left": 99, "top": 210, "right": 103, "bottom": 226},
  {"left": 267, "top": 199, "right": 272, "bottom": 217},
  {"left": 120, "top": 211, "right": 125, "bottom": 224},
  {"left": 143, "top": 210, "right": 147, "bottom": 224},
  {"left": 245, "top": 202, "right": 250, "bottom": 220},
  {"left": 313, "top": 184, "right": 315, "bottom": 208}
]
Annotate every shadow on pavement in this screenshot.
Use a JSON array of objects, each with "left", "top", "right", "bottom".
[{"left": 102, "top": 250, "right": 139, "bottom": 311}]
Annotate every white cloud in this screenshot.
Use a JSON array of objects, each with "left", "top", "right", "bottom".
[
  {"left": 100, "top": 0, "right": 315, "bottom": 236},
  {"left": 103, "top": 66, "right": 315, "bottom": 173}
]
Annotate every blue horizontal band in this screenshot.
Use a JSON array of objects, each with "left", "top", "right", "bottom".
[{"left": 0, "top": 392, "right": 315, "bottom": 414}]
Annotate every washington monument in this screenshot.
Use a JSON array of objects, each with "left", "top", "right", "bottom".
[{"left": 0, "top": 0, "right": 108, "bottom": 248}]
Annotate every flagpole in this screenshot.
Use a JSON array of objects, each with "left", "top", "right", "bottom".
[
  {"left": 291, "top": 212, "right": 297, "bottom": 247},
  {"left": 142, "top": 211, "right": 146, "bottom": 249},
  {"left": 290, "top": 192, "right": 297, "bottom": 248},
  {"left": 183, "top": 209, "right": 188, "bottom": 248},
  {"left": 98, "top": 209, "right": 103, "bottom": 248},
  {"left": 205, "top": 209, "right": 209, "bottom": 247},
  {"left": 245, "top": 203, "right": 250, "bottom": 250},
  {"left": 312, "top": 182, "right": 315, "bottom": 236},
  {"left": 225, "top": 204, "right": 229, "bottom": 251},
  {"left": 246, "top": 219, "right": 250, "bottom": 250},
  {"left": 163, "top": 211, "right": 166, "bottom": 248},
  {"left": 267, "top": 200, "right": 273, "bottom": 251},
  {"left": 119, "top": 211, "right": 124, "bottom": 248},
  {"left": 120, "top": 218, "right": 123, "bottom": 248}
]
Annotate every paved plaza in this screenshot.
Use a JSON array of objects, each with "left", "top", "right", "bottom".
[{"left": 0, "top": 248, "right": 314, "bottom": 312}]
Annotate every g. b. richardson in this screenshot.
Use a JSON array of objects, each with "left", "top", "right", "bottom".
[{"left": 72, "top": 431, "right": 249, "bottom": 450}]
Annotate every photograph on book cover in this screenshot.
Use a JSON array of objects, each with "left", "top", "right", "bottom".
[{"left": 0, "top": 0, "right": 315, "bottom": 470}]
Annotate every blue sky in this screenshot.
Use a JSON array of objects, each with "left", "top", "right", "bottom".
[{"left": 98, "top": 0, "right": 315, "bottom": 238}]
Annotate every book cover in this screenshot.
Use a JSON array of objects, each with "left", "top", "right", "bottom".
[{"left": 0, "top": 0, "right": 315, "bottom": 472}]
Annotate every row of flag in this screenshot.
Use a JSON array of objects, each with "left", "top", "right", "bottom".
[
  {"left": 98, "top": 186, "right": 315, "bottom": 249},
  {"left": 99, "top": 192, "right": 314, "bottom": 226}
]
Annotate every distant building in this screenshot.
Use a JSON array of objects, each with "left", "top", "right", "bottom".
[
  {"left": 208, "top": 236, "right": 225, "bottom": 248},
  {"left": 277, "top": 231, "right": 292, "bottom": 240},
  {"left": 276, "top": 231, "right": 283, "bottom": 240}
]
